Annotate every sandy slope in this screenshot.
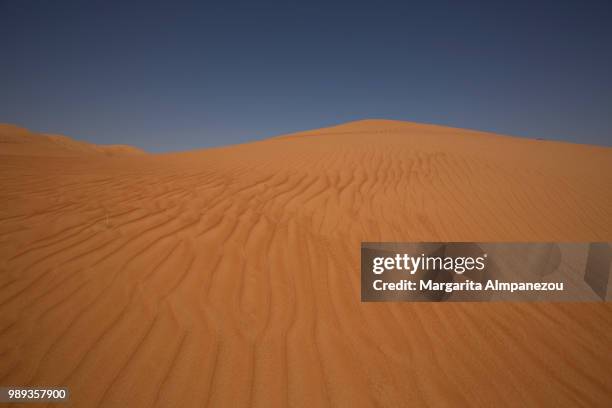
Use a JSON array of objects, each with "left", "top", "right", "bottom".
[
  {"left": 0, "top": 119, "right": 611, "bottom": 407},
  {"left": 0, "top": 124, "right": 145, "bottom": 157}
]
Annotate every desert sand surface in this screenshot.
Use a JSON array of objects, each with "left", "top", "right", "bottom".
[
  {"left": 0, "top": 124, "right": 145, "bottom": 157},
  {"left": 1, "top": 119, "right": 611, "bottom": 407}
]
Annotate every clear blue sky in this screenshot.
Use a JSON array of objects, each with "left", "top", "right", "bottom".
[{"left": 1, "top": 0, "right": 611, "bottom": 151}]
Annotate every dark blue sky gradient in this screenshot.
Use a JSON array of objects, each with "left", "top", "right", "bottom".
[{"left": 1, "top": 0, "right": 611, "bottom": 151}]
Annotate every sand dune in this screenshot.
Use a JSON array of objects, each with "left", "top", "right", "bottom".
[
  {"left": 0, "top": 124, "right": 145, "bottom": 157},
  {"left": 1, "top": 119, "right": 611, "bottom": 407}
]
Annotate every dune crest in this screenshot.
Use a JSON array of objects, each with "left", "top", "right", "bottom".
[
  {"left": 0, "top": 124, "right": 145, "bottom": 156},
  {"left": 0, "top": 120, "right": 611, "bottom": 407}
]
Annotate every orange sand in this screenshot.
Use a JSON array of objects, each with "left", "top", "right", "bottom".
[{"left": 1, "top": 120, "right": 611, "bottom": 407}]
